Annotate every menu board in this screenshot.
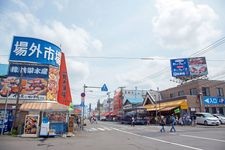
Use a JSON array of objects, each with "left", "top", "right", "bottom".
[{"left": 24, "top": 115, "right": 39, "bottom": 136}]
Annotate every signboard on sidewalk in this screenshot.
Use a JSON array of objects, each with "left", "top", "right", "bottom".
[{"left": 23, "top": 115, "right": 39, "bottom": 137}]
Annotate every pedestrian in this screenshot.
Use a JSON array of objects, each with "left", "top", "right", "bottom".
[
  {"left": 191, "top": 114, "right": 196, "bottom": 126},
  {"left": 159, "top": 115, "right": 166, "bottom": 132},
  {"left": 131, "top": 116, "right": 135, "bottom": 126},
  {"left": 170, "top": 114, "right": 176, "bottom": 132}
]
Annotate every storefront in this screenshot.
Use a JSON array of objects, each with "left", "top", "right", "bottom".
[
  {"left": 144, "top": 99, "right": 189, "bottom": 123},
  {"left": 19, "top": 101, "right": 69, "bottom": 137}
]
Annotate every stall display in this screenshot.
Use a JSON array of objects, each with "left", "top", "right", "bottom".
[
  {"left": 24, "top": 115, "right": 39, "bottom": 137},
  {"left": 47, "top": 112, "right": 67, "bottom": 134}
]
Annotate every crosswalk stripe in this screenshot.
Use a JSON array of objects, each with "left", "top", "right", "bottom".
[
  {"left": 103, "top": 127, "right": 112, "bottom": 131},
  {"left": 97, "top": 128, "right": 105, "bottom": 131}
]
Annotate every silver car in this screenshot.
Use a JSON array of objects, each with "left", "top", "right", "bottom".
[
  {"left": 213, "top": 114, "right": 225, "bottom": 124},
  {"left": 195, "top": 112, "right": 220, "bottom": 126}
]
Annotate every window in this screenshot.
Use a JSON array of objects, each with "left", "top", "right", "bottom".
[
  {"left": 170, "top": 93, "right": 175, "bottom": 98},
  {"left": 202, "top": 87, "right": 210, "bottom": 96},
  {"left": 216, "top": 88, "right": 224, "bottom": 97},
  {"left": 190, "top": 88, "right": 197, "bottom": 95},
  {"left": 212, "top": 107, "right": 217, "bottom": 114},
  {"left": 219, "top": 107, "right": 224, "bottom": 115},
  {"left": 178, "top": 90, "right": 184, "bottom": 96}
]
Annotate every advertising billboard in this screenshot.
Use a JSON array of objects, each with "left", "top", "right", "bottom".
[
  {"left": 170, "top": 58, "right": 190, "bottom": 77},
  {"left": 9, "top": 36, "right": 61, "bottom": 67},
  {"left": 188, "top": 57, "right": 208, "bottom": 76},
  {"left": 170, "top": 57, "right": 208, "bottom": 78}
]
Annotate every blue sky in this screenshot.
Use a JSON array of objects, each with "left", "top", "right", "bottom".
[{"left": 0, "top": 0, "right": 225, "bottom": 107}]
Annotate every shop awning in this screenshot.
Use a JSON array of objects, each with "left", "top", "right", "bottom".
[
  {"left": 20, "top": 101, "right": 69, "bottom": 112},
  {"left": 144, "top": 99, "right": 188, "bottom": 111},
  {"left": 160, "top": 106, "right": 177, "bottom": 111}
]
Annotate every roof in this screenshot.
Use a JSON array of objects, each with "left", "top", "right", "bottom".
[
  {"left": 20, "top": 101, "right": 69, "bottom": 112},
  {"left": 124, "top": 97, "right": 144, "bottom": 104},
  {"left": 0, "top": 64, "right": 9, "bottom": 77}
]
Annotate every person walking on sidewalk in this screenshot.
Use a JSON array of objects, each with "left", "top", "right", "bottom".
[
  {"left": 159, "top": 115, "right": 166, "bottom": 132},
  {"left": 170, "top": 114, "right": 176, "bottom": 132}
]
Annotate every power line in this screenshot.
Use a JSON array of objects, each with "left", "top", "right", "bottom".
[{"left": 124, "top": 36, "right": 225, "bottom": 88}]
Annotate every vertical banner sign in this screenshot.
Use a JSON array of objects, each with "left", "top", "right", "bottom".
[
  {"left": 47, "top": 67, "right": 60, "bottom": 101},
  {"left": 9, "top": 36, "right": 61, "bottom": 67}
]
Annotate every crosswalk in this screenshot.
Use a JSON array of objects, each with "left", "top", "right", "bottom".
[
  {"left": 84, "top": 125, "right": 159, "bottom": 132},
  {"left": 84, "top": 126, "right": 114, "bottom": 132},
  {"left": 83, "top": 124, "right": 185, "bottom": 133}
]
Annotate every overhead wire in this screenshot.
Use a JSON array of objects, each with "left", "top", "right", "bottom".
[{"left": 123, "top": 36, "right": 225, "bottom": 89}]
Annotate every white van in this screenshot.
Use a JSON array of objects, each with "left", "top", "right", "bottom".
[{"left": 195, "top": 112, "right": 220, "bottom": 126}]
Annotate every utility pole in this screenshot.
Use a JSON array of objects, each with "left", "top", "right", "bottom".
[
  {"left": 11, "top": 71, "right": 23, "bottom": 133},
  {"left": 107, "top": 92, "right": 111, "bottom": 112}
]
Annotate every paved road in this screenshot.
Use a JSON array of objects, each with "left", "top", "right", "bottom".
[{"left": 0, "top": 121, "right": 225, "bottom": 150}]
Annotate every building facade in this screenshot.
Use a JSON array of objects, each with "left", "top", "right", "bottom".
[{"left": 160, "top": 79, "right": 225, "bottom": 115}]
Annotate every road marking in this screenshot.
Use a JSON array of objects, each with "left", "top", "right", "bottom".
[
  {"left": 91, "top": 128, "right": 98, "bottom": 131},
  {"left": 102, "top": 127, "right": 112, "bottom": 131},
  {"left": 97, "top": 128, "right": 105, "bottom": 131},
  {"left": 181, "top": 134, "right": 225, "bottom": 143},
  {"left": 112, "top": 128, "right": 204, "bottom": 150}
]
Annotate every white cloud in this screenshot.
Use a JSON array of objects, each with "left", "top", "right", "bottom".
[
  {"left": 53, "top": 0, "right": 69, "bottom": 11},
  {"left": 152, "top": 0, "right": 221, "bottom": 50}
]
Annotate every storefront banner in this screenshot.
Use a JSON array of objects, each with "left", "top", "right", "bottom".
[
  {"left": 24, "top": 115, "right": 39, "bottom": 137},
  {"left": 203, "top": 96, "right": 225, "bottom": 105},
  {"left": 9, "top": 36, "right": 61, "bottom": 67},
  {"left": 0, "top": 77, "right": 47, "bottom": 100},
  {"left": 8, "top": 63, "right": 49, "bottom": 78}
]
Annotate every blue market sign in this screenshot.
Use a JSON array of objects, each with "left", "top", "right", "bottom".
[
  {"left": 9, "top": 36, "right": 61, "bottom": 67},
  {"left": 203, "top": 96, "right": 225, "bottom": 105},
  {"left": 8, "top": 63, "right": 49, "bottom": 78}
]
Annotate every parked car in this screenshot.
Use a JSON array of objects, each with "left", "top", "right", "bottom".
[
  {"left": 100, "top": 116, "right": 107, "bottom": 121},
  {"left": 120, "top": 116, "right": 147, "bottom": 125},
  {"left": 213, "top": 114, "right": 225, "bottom": 124},
  {"left": 120, "top": 116, "right": 132, "bottom": 124},
  {"left": 195, "top": 112, "right": 220, "bottom": 126},
  {"left": 135, "top": 118, "right": 147, "bottom": 125}
]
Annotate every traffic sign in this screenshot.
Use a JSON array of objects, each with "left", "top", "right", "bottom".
[
  {"left": 81, "top": 92, "right": 86, "bottom": 97},
  {"left": 101, "top": 84, "right": 108, "bottom": 91}
]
